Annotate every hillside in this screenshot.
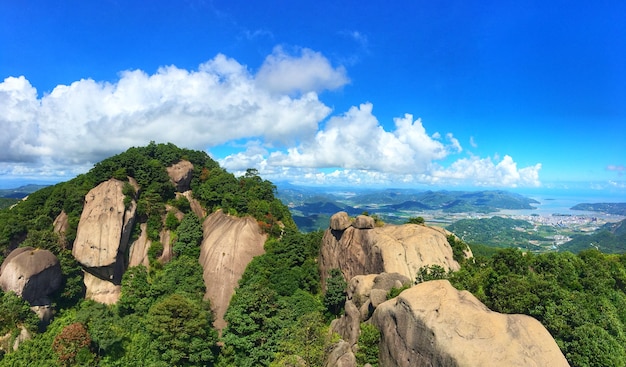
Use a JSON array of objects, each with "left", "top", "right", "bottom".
[
  {"left": 446, "top": 216, "right": 549, "bottom": 250},
  {"left": 560, "top": 218, "right": 626, "bottom": 253},
  {"left": 571, "top": 202, "right": 626, "bottom": 216},
  {"left": 0, "top": 143, "right": 624, "bottom": 366}
]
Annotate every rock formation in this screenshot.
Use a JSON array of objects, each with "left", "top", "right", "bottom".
[
  {"left": 181, "top": 190, "right": 206, "bottom": 219},
  {"left": 167, "top": 160, "right": 194, "bottom": 192},
  {"left": 0, "top": 247, "right": 62, "bottom": 306},
  {"left": 199, "top": 210, "right": 267, "bottom": 331},
  {"left": 371, "top": 280, "right": 569, "bottom": 367},
  {"left": 128, "top": 223, "right": 150, "bottom": 268},
  {"left": 72, "top": 178, "right": 138, "bottom": 302},
  {"left": 53, "top": 210, "right": 69, "bottom": 248},
  {"left": 320, "top": 212, "right": 463, "bottom": 288}
]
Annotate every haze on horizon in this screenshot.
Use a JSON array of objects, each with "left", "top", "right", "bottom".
[{"left": 1, "top": 1, "right": 624, "bottom": 196}]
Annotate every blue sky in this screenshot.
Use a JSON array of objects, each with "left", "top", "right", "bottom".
[{"left": 1, "top": 0, "right": 625, "bottom": 195}]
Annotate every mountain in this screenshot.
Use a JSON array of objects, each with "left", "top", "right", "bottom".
[
  {"left": 276, "top": 186, "right": 540, "bottom": 232},
  {"left": 570, "top": 202, "right": 626, "bottom": 216},
  {"left": 0, "top": 184, "right": 49, "bottom": 199},
  {"left": 0, "top": 143, "right": 623, "bottom": 366}
]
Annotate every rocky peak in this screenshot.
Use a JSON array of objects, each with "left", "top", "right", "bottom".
[
  {"left": 167, "top": 160, "right": 194, "bottom": 192},
  {"left": 320, "top": 212, "right": 462, "bottom": 288},
  {"left": 72, "top": 178, "right": 138, "bottom": 303}
]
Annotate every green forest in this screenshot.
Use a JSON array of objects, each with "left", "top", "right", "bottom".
[{"left": 0, "top": 143, "right": 625, "bottom": 366}]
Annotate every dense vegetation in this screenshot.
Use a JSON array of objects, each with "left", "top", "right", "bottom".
[{"left": 446, "top": 216, "right": 548, "bottom": 249}]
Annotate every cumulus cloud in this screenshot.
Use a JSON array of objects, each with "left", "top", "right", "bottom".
[
  {"left": 255, "top": 46, "right": 349, "bottom": 94},
  {"left": 0, "top": 52, "right": 336, "bottom": 171},
  {"left": 1, "top": 49, "right": 541, "bottom": 188},
  {"left": 265, "top": 103, "right": 462, "bottom": 173}
]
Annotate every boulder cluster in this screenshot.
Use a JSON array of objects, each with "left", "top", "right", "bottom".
[{"left": 320, "top": 211, "right": 569, "bottom": 367}]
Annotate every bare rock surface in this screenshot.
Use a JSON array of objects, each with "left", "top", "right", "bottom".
[
  {"left": 0, "top": 247, "right": 62, "bottom": 305},
  {"left": 330, "top": 211, "right": 352, "bottom": 231},
  {"left": 181, "top": 190, "right": 206, "bottom": 219},
  {"left": 83, "top": 271, "right": 121, "bottom": 305},
  {"left": 167, "top": 160, "right": 194, "bottom": 192},
  {"left": 320, "top": 213, "right": 463, "bottom": 287},
  {"left": 324, "top": 339, "right": 357, "bottom": 367},
  {"left": 72, "top": 178, "right": 137, "bottom": 283},
  {"left": 53, "top": 210, "right": 69, "bottom": 247},
  {"left": 128, "top": 223, "right": 150, "bottom": 268},
  {"left": 372, "top": 280, "right": 569, "bottom": 367},
  {"left": 199, "top": 210, "right": 267, "bottom": 331}
]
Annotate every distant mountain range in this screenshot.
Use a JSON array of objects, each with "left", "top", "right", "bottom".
[
  {"left": 0, "top": 184, "right": 49, "bottom": 199},
  {"left": 276, "top": 184, "right": 540, "bottom": 232}
]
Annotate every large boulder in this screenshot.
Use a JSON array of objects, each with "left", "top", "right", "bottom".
[
  {"left": 167, "top": 160, "right": 194, "bottom": 192},
  {"left": 72, "top": 178, "right": 137, "bottom": 292},
  {"left": 0, "top": 247, "right": 62, "bottom": 306},
  {"left": 371, "top": 280, "right": 569, "bottom": 367},
  {"left": 320, "top": 213, "right": 465, "bottom": 288},
  {"left": 83, "top": 272, "right": 121, "bottom": 305},
  {"left": 199, "top": 210, "right": 267, "bottom": 331}
]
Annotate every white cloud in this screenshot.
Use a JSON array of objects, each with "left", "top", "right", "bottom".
[
  {"left": 0, "top": 53, "right": 335, "bottom": 173},
  {"left": 1, "top": 49, "right": 542, "bottom": 188},
  {"left": 255, "top": 46, "right": 350, "bottom": 94}
]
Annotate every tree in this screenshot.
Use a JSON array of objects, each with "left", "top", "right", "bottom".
[
  {"left": 146, "top": 294, "right": 218, "bottom": 366},
  {"left": 355, "top": 323, "right": 380, "bottom": 367},
  {"left": 324, "top": 268, "right": 347, "bottom": 317},
  {"left": 52, "top": 322, "right": 95, "bottom": 367},
  {"left": 173, "top": 213, "right": 203, "bottom": 258},
  {"left": 407, "top": 216, "right": 425, "bottom": 225}
]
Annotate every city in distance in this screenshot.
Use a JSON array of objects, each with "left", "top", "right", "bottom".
[{"left": 275, "top": 183, "right": 626, "bottom": 254}]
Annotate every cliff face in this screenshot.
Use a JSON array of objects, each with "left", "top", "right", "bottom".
[
  {"left": 372, "top": 280, "right": 570, "bottom": 367},
  {"left": 72, "top": 178, "right": 138, "bottom": 303},
  {"left": 199, "top": 210, "right": 267, "bottom": 332},
  {"left": 320, "top": 212, "right": 463, "bottom": 287}
]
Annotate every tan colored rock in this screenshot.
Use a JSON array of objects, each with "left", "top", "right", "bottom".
[
  {"left": 354, "top": 215, "right": 375, "bottom": 229},
  {"left": 167, "top": 160, "right": 194, "bottom": 192},
  {"left": 330, "top": 211, "right": 352, "bottom": 231},
  {"left": 324, "top": 340, "right": 357, "bottom": 367},
  {"left": 199, "top": 210, "right": 267, "bottom": 331},
  {"left": 372, "top": 280, "right": 569, "bottom": 367},
  {"left": 128, "top": 223, "right": 150, "bottom": 268},
  {"left": 320, "top": 217, "right": 464, "bottom": 289},
  {"left": 53, "top": 210, "right": 69, "bottom": 248},
  {"left": 83, "top": 271, "right": 121, "bottom": 305},
  {"left": 72, "top": 178, "right": 137, "bottom": 283},
  {"left": 0, "top": 247, "right": 62, "bottom": 305},
  {"left": 182, "top": 190, "right": 206, "bottom": 219}
]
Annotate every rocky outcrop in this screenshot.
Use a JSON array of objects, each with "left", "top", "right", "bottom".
[
  {"left": 128, "top": 223, "right": 150, "bottom": 268},
  {"left": 325, "top": 340, "right": 357, "bottom": 367},
  {"left": 371, "top": 280, "right": 569, "bottom": 367},
  {"left": 332, "top": 272, "right": 412, "bottom": 346},
  {"left": 72, "top": 178, "right": 138, "bottom": 303},
  {"left": 199, "top": 210, "right": 267, "bottom": 331},
  {"left": 167, "top": 160, "right": 194, "bottom": 192},
  {"left": 320, "top": 212, "right": 464, "bottom": 288},
  {"left": 53, "top": 210, "right": 69, "bottom": 248},
  {"left": 83, "top": 272, "right": 121, "bottom": 305},
  {"left": 0, "top": 247, "right": 62, "bottom": 306},
  {"left": 181, "top": 190, "right": 206, "bottom": 219}
]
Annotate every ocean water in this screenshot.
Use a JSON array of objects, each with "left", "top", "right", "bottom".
[{"left": 499, "top": 189, "right": 626, "bottom": 217}]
